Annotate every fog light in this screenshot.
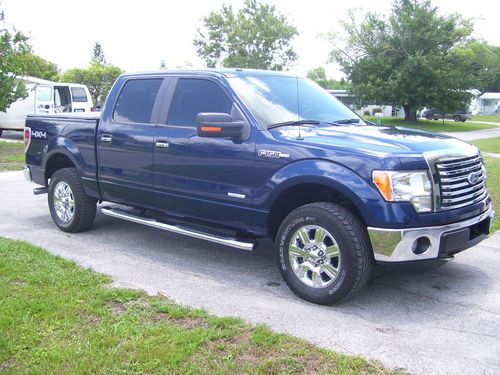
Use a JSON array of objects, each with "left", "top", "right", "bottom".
[{"left": 411, "top": 237, "right": 431, "bottom": 254}]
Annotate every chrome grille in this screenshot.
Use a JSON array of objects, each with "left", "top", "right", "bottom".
[{"left": 435, "top": 155, "right": 488, "bottom": 210}]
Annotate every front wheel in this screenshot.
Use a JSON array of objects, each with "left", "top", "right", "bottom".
[
  {"left": 454, "top": 115, "right": 461, "bottom": 122},
  {"left": 48, "top": 167, "right": 97, "bottom": 232},
  {"left": 276, "top": 202, "right": 372, "bottom": 305}
]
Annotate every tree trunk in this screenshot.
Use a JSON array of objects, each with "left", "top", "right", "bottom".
[{"left": 403, "top": 105, "right": 417, "bottom": 122}]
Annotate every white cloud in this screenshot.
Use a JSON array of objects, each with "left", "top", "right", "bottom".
[{"left": 3, "top": 0, "right": 499, "bottom": 77}]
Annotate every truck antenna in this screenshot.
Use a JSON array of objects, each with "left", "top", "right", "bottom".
[{"left": 296, "top": 75, "right": 303, "bottom": 140}]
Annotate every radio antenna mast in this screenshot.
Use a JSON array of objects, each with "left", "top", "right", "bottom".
[{"left": 296, "top": 74, "right": 303, "bottom": 140}]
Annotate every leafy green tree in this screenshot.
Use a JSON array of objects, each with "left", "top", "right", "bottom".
[
  {"left": 60, "top": 63, "right": 122, "bottom": 107},
  {"left": 92, "top": 42, "right": 106, "bottom": 65},
  {"left": 328, "top": 0, "right": 474, "bottom": 122},
  {"left": 60, "top": 43, "right": 122, "bottom": 107},
  {"left": 456, "top": 41, "right": 500, "bottom": 93},
  {"left": 306, "top": 67, "right": 351, "bottom": 90},
  {"left": 17, "top": 53, "right": 59, "bottom": 81},
  {"left": 0, "top": 9, "right": 30, "bottom": 112},
  {"left": 194, "top": 0, "right": 298, "bottom": 70}
]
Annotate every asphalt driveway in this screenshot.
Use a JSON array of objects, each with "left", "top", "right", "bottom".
[{"left": 1, "top": 171, "right": 499, "bottom": 374}]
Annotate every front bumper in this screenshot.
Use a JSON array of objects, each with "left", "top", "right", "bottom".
[{"left": 368, "top": 206, "right": 494, "bottom": 262}]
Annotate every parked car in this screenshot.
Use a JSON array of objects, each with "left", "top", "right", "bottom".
[
  {"left": 23, "top": 69, "right": 494, "bottom": 305},
  {"left": 424, "top": 109, "right": 471, "bottom": 122},
  {"left": 0, "top": 79, "right": 92, "bottom": 137}
]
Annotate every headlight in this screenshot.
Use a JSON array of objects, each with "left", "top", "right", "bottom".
[{"left": 372, "top": 170, "right": 432, "bottom": 213}]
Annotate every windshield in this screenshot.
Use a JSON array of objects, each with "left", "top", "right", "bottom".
[{"left": 228, "top": 75, "right": 364, "bottom": 128}]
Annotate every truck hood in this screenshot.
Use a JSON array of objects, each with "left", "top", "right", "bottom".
[{"left": 270, "top": 124, "right": 478, "bottom": 157}]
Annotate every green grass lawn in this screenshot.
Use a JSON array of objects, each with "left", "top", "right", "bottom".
[
  {"left": 472, "top": 114, "right": 500, "bottom": 123},
  {"left": 470, "top": 137, "right": 500, "bottom": 154},
  {"left": 364, "top": 116, "right": 496, "bottom": 132},
  {"left": 0, "top": 237, "right": 395, "bottom": 374},
  {"left": 471, "top": 135, "right": 500, "bottom": 231},
  {"left": 0, "top": 141, "right": 24, "bottom": 172},
  {"left": 461, "top": 137, "right": 499, "bottom": 232}
]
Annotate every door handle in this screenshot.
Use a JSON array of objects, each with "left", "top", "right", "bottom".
[
  {"left": 155, "top": 141, "right": 170, "bottom": 149},
  {"left": 101, "top": 134, "right": 112, "bottom": 143}
]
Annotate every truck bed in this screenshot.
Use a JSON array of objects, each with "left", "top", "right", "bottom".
[{"left": 26, "top": 112, "right": 101, "bottom": 122}]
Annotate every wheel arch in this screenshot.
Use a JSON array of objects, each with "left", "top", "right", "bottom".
[
  {"left": 44, "top": 152, "right": 77, "bottom": 182},
  {"left": 42, "top": 136, "right": 85, "bottom": 184},
  {"left": 267, "top": 181, "right": 368, "bottom": 238}
]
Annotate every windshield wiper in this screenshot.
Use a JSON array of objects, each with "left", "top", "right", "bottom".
[
  {"left": 330, "top": 118, "right": 361, "bottom": 125},
  {"left": 268, "top": 119, "right": 320, "bottom": 130}
]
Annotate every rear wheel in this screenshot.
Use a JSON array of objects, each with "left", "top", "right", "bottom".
[
  {"left": 454, "top": 115, "right": 461, "bottom": 122},
  {"left": 276, "top": 202, "right": 372, "bottom": 305},
  {"left": 48, "top": 168, "right": 96, "bottom": 232}
]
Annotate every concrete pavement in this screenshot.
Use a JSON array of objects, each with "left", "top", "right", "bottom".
[
  {"left": 443, "top": 128, "right": 500, "bottom": 141},
  {"left": 0, "top": 170, "right": 499, "bottom": 374}
]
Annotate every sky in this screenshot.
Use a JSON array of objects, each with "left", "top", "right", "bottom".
[{"left": 2, "top": 0, "right": 500, "bottom": 78}]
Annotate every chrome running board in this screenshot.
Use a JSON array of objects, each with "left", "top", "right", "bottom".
[{"left": 100, "top": 207, "right": 255, "bottom": 251}]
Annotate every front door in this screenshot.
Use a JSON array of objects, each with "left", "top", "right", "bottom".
[
  {"left": 152, "top": 77, "right": 257, "bottom": 230},
  {"left": 97, "top": 78, "right": 164, "bottom": 207}
]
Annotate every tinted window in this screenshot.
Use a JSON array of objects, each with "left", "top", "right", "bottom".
[
  {"left": 114, "top": 79, "right": 163, "bottom": 124},
  {"left": 168, "top": 79, "right": 232, "bottom": 126},
  {"left": 71, "top": 87, "right": 88, "bottom": 102}
]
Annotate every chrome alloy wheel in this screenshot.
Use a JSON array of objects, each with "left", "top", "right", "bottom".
[
  {"left": 288, "top": 225, "right": 341, "bottom": 288},
  {"left": 53, "top": 181, "right": 75, "bottom": 222}
]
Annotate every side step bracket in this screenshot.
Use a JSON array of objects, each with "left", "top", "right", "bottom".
[{"left": 100, "top": 207, "right": 255, "bottom": 251}]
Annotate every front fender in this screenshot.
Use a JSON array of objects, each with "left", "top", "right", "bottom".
[{"left": 254, "top": 159, "right": 403, "bottom": 228}]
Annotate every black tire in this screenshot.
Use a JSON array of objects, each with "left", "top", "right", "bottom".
[
  {"left": 48, "top": 167, "right": 96, "bottom": 233},
  {"left": 454, "top": 115, "right": 461, "bottom": 122},
  {"left": 276, "top": 202, "right": 372, "bottom": 305}
]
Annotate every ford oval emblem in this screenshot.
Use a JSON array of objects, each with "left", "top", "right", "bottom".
[{"left": 467, "top": 172, "right": 480, "bottom": 185}]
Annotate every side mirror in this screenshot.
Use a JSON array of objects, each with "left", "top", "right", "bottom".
[{"left": 196, "top": 113, "right": 245, "bottom": 140}]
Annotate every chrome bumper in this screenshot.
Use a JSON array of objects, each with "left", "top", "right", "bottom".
[
  {"left": 368, "top": 207, "right": 494, "bottom": 262},
  {"left": 23, "top": 166, "right": 32, "bottom": 182}
]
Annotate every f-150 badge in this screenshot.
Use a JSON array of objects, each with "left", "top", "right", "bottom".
[{"left": 258, "top": 150, "right": 290, "bottom": 159}]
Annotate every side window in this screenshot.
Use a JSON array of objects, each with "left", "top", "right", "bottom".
[
  {"left": 167, "top": 79, "right": 233, "bottom": 126},
  {"left": 113, "top": 79, "right": 163, "bottom": 124},
  {"left": 71, "top": 87, "right": 88, "bottom": 102}
]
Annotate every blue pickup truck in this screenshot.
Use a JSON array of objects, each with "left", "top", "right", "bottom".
[{"left": 23, "top": 69, "right": 494, "bottom": 304}]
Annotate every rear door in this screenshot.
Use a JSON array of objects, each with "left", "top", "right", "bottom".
[
  {"left": 70, "top": 86, "right": 92, "bottom": 112},
  {"left": 97, "top": 78, "right": 164, "bottom": 207},
  {"left": 152, "top": 77, "right": 257, "bottom": 229},
  {"left": 35, "top": 85, "right": 54, "bottom": 114}
]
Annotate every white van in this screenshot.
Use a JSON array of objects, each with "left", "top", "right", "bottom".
[{"left": 0, "top": 77, "right": 93, "bottom": 136}]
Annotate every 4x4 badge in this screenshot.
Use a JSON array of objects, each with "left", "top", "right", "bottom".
[{"left": 258, "top": 150, "right": 290, "bottom": 159}]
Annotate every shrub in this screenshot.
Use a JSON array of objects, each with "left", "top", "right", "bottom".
[{"left": 372, "top": 107, "right": 383, "bottom": 115}]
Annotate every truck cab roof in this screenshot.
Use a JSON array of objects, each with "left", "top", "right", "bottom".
[{"left": 119, "top": 68, "right": 297, "bottom": 79}]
